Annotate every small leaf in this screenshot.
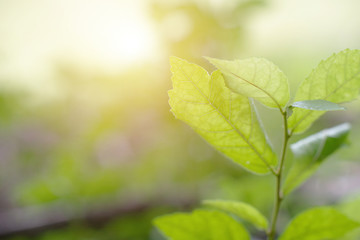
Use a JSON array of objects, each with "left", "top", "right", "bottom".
[
  {"left": 291, "top": 99, "right": 345, "bottom": 111},
  {"left": 338, "top": 198, "right": 360, "bottom": 223},
  {"left": 169, "top": 57, "right": 277, "bottom": 174},
  {"left": 206, "top": 57, "right": 290, "bottom": 109},
  {"left": 283, "top": 123, "right": 351, "bottom": 195},
  {"left": 289, "top": 49, "right": 360, "bottom": 133},
  {"left": 154, "top": 209, "right": 250, "bottom": 240},
  {"left": 336, "top": 198, "right": 360, "bottom": 240},
  {"left": 286, "top": 106, "right": 294, "bottom": 118},
  {"left": 279, "top": 207, "right": 360, "bottom": 240},
  {"left": 203, "top": 199, "right": 268, "bottom": 230}
]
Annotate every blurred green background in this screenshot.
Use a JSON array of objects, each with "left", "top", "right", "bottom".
[{"left": 1, "top": 0, "right": 360, "bottom": 239}]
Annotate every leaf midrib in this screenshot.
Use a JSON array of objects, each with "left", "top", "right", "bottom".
[{"left": 227, "top": 70, "right": 283, "bottom": 110}]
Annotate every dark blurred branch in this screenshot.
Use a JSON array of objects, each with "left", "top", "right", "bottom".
[{"left": 0, "top": 196, "right": 196, "bottom": 238}]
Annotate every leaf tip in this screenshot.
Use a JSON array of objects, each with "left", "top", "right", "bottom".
[
  {"left": 169, "top": 55, "right": 180, "bottom": 62},
  {"left": 169, "top": 56, "right": 188, "bottom": 68},
  {"left": 204, "top": 56, "right": 223, "bottom": 66}
]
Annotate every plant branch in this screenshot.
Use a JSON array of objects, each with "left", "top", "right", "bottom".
[
  {"left": 0, "top": 196, "right": 196, "bottom": 238},
  {"left": 267, "top": 109, "right": 290, "bottom": 240}
]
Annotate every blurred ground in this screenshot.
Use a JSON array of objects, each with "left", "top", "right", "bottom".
[{"left": 0, "top": 0, "right": 360, "bottom": 239}]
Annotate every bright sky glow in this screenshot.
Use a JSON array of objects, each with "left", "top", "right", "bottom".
[
  {"left": 247, "top": 0, "right": 360, "bottom": 55},
  {"left": 0, "top": 0, "right": 160, "bottom": 94}
]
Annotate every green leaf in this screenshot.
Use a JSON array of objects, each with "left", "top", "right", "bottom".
[
  {"left": 279, "top": 207, "right": 360, "bottom": 240},
  {"left": 169, "top": 57, "right": 277, "bottom": 174},
  {"left": 283, "top": 123, "right": 350, "bottom": 195},
  {"left": 206, "top": 57, "right": 290, "bottom": 109},
  {"left": 338, "top": 198, "right": 360, "bottom": 223},
  {"left": 289, "top": 49, "right": 360, "bottom": 133},
  {"left": 336, "top": 198, "right": 360, "bottom": 240},
  {"left": 154, "top": 209, "right": 250, "bottom": 240},
  {"left": 203, "top": 199, "right": 268, "bottom": 230},
  {"left": 291, "top": 99, "right": 345, "bottom": 111}
]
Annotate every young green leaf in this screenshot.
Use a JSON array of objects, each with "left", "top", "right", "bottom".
[
  {"left": 289, "top": 49, "right": 360, "bottom": 133},
  {"left": 169, "top": 57, "right": 277, "bottom": 174},
  {"left": 291, "top": 99, "right": 345, "bottom": 111},
  {"left": 203, "top": 199, "right": 268, "bottom": 230},
  {"left": 336, "top": 198, "right": 360, "bottom": 240},
  {"left": 283, "top": 123, "right": 350, "bottom": 195},
  {"left": 154, "top": 209, "right": 250, "bottom": 240},
  {"left": 338, "top": 198, "right": 360, "bottom": 223},
  {"left": 279, "top": 207, "right": 360, "bottom": 240},
  {"left": 206, "top": 57, "right": 290, "bottom": 109}
]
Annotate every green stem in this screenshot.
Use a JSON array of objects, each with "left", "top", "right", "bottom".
[{"left": 267, "top": 110, "right": 290, "bottom": 240}]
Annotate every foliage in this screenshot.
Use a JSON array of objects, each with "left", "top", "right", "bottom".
[
  {"left": 279, "top": 207, "right": 359, "bottom": 240},
  {"left": 155, "top": 49, "right": 360, "bottom": 239},
  {"left": 283, "top": 123, "right": 350, "bottom": 195},
  {"left": 288, "top": 49, "right": 360, "bottom": 133},
  {"left": 154, "top": 210, "right": 250, "bottom": 240},
  {"left": 203, "top": 200, "right": 268, "bottom": 230},
  {"left": 168, "top": 57, "right": 276, "bottom": 174}
]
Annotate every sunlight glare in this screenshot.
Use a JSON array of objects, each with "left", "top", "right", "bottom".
[
  {"left": 60, "top": 0, "right": 159, "bottom": 72},
  {"left": 0, "top": 0, "right": 160, "bottom": 87}
]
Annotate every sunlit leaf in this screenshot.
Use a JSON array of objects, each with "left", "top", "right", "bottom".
[
  {"left": 283, "top": 123, "right": 350, "bottom": 195},
  {"left": 154, "top": 209, "right": 250, "bottom": 240},
  {"left": 291, "top": 99, "right": 345, "bottom": 111},
  {"left": 203, "top": 199, "right": 268, "bottom": 230},
  {"left": 169, "top": 57, "right": 277, "bottom": 174},
  {"left": 279, "top": 207, "right": 360, "bottom": 240},
  {"left": 206, "top": 57, "right": 289, "bottom": 109},
  {"left": 289, "top": 49, "right": 360, "bottom": 133}
]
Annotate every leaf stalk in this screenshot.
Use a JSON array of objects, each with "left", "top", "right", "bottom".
[{"left": 267, "top": 109, "right": 290, "bottom": 240}]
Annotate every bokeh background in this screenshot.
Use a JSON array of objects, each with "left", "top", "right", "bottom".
[{"left": 1, "top": 0, "right": 360, "bottom": 239}]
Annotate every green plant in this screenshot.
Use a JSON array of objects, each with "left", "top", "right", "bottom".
[{"left": 153, "top": 49, "right": 360, "bottom": 240}]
